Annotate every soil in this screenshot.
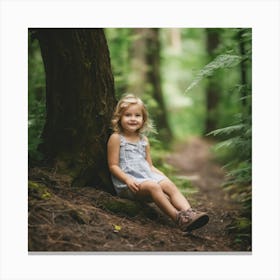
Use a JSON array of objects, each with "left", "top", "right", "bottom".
[{"left": 28, "top": 137, "right": 250, "bottom": 252}]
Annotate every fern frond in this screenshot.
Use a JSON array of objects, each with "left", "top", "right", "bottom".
[
  {"left": 207, "top": 124, "right": 246, "bottom": 137},
  {"left": 226, "top": 165, "right": 251, "bottom": 182},
  {"left": 213, "top": 137, "right": 250, "bottom": 152},
  {"left": 185, "top": 54, "right": 242, "bottom": 93}
]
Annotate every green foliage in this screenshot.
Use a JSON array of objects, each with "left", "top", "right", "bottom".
[
  {"left": 185, "top": 54, "right": 242, "bottom": 93},
  {"left": 183, "top": 28, "right": 252, "bottom": 247},
  {"left": 105, "top": 28, "right": 133, "bottom": 98},
  {"left": 161, "top": 28, "right": 207, "bottom": 140},
  {"left": 210, "top": 99, "right": 252, "bottom": 247},
  {"left": 210, "top": 30, "right": 251, "bottom": 247},
  {"left": 211, "top": 118, "right": 251, "bottom": 160},
  {"left": 28, "top": 31, "right": 46, "bottom": 161},
  {"left": 209, "top": 113, "right": 252, "bottom": 186},
  {"left": 183, "top": 28, "right": 252, "bottom": 133},
  {"left": 185, "top": 28, "right": 252, "bottom": 191},
  {"left": 226, "top": 217, "right": 251, "bottom": 248},
  {"left": 168, "top": 106, "right": 205, "bottom": 140}
]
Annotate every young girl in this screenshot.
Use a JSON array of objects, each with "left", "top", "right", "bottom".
[{"left": 107, "top": 94, "right": 209, "bottom": 232}]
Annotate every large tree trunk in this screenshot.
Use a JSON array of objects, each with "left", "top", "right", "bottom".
[{"left": 35, "top": 28, "right": 116, "bottom": 193}]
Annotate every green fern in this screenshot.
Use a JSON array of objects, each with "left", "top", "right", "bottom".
[
  {"left": 224, "top": 163, "right": 251, "bottom": 186},
  {"left": 207, "top": 124, "right": 246, "bottom": 137},
  {"left": 185, "top": 54, "right": 242, "bottom": 93}
]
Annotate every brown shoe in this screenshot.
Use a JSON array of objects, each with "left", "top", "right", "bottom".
[{"left": 176, "top": 208, "right": 209, "bottom": 232}]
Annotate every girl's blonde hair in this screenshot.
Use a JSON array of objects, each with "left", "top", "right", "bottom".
[{"left": 111, "top": 93, "right": 155, "bottom": 135}]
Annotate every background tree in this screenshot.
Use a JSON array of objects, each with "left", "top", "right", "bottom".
[
  {"left": 205, "top": 28, "right": 221, "bottom": 134},
  {"left": 127, "top": 28, "right": 147, "bottom": 96},
  {"left": 32, "top": 28, "right": 116, "bottom": 192},
  {"left": 145, "top": 28, "right": 172, "bottom": 141}
]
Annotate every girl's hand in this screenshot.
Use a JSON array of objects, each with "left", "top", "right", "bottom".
[{"left": 125, "top": 177, "right": 140, "bottom": 193}]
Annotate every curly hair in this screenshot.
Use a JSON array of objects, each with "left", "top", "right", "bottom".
[{"left": 111, "top": 93, "right": 155, "bottom": 135}]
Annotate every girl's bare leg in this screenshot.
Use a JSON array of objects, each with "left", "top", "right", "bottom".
[
  {"left": 136, "top": 181, "right": 178, "bottom": 221},
  {"left": 159, "top": 179, "right": 191, "bottom": 211}
]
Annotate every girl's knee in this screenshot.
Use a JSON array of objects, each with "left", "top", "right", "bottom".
[
  {"left": 160, "top": 180, "right": 178, "bottom": 194},
  {"left": 139, "top": 181, "right": 162, "bottom": 195},
  {"left": 150, "top": 183, "right": 162, "bottom": 193}
]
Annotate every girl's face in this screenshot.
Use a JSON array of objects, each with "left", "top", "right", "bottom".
[{"left": 120, "top": 103, "right": 144, "bottom": 134}]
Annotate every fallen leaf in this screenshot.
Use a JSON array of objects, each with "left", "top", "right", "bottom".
[{"left": 113, "top": 224, "right": 122, "bottom": 232}]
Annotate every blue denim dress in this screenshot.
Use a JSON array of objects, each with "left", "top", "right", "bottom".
[{"left": 111, "top": 134, "right": 166, "bottom": 197}]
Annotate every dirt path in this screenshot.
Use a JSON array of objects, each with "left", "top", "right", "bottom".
[
  {"left": 28, "top": 137, "right": 245, "bottom": 252},
  {"left": 166, "top": 137, "right": 241, "bottom": 250}
]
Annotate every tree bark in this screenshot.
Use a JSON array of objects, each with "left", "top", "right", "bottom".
[
  {"left": 35, "top": 28, "right": 116, "bottom": 193},
  {"left": 205, "top": 29, "right": 221, "bottom": 134},
  {"left": 145, "top": 28, "right": 172, "bottom": 140}
]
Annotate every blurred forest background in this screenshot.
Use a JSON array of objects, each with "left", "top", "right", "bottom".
[{"left": 28, "top": 28, "right": 252, "bottom": 250}]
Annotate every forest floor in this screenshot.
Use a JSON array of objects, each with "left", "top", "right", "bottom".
[{"left": 28, "top": 137, "right": 251, "bottom": 253}]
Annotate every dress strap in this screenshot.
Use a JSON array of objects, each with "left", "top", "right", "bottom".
[
  {"left": 139, "top": 134, "right": 147, "bottom": 146},
  {"left": 119, "top": 134, "right": 126, "bottom": 146}
]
